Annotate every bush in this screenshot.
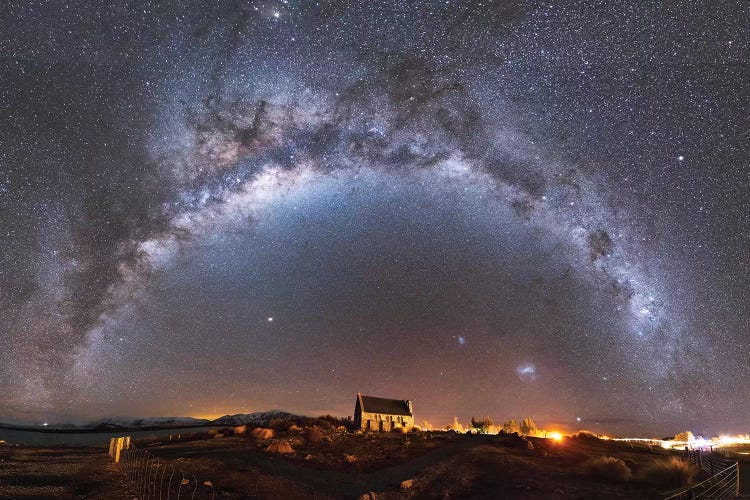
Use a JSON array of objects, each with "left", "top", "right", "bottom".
[
  {"left": 269, "top": 419, "right": 294, "bottom": 431},
  {"left": 571, "top": 430, "right": 600, "bottom": 440},
  {"left": 637, "top": 457, "right": 697, "bottom": 489},
  {"left": 266, "top": 440, "right": 294, "bottom": 454},
  {"left": 250, "top": 428, "right": 275, "bottom": 440},
  {"left": 471, "top": 416, "right": 494, "bottom": 433},
  {"left": 234, "top": 425, "right": 248, "bottom": 435},
  {"left": 580, "top": 457, "right": 632, "bottom": 482},
  {"left": 391, "top": 425, "right": 408, "bottom": 434},
  {"left": 306, "top": 426, "right": 324, "bottom": 443}
]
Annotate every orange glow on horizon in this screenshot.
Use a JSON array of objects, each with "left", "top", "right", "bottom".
[{"left": 549, "top": 431, "right": 563, "bottom": 442}]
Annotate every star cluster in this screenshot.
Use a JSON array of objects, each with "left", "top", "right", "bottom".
[{"left": 0, "top": 1, "right": 748, "bottom": 434}]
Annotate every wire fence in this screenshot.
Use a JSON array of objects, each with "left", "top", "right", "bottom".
[
  {"left": 664, "top": 449, "right": 739, "bottom": 499},
  {"left": 110, "top": 437, "right": 217, "bottom": 500}
]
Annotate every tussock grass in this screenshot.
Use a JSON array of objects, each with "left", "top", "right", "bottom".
[
  {"left": 580, "top": 456, "right": 632, "bottom": 482},
  {"left": 250, "top": 428, "right": 274, "bottom": 440},
  {"left": 306, "top": 426, "right": 324, "bottom": 443},
  {"left": 637, "top": 456, "right": 697, "bottom": 489},
  {"left": 266, "top": 440, "right": 294, "bottom": 454}
]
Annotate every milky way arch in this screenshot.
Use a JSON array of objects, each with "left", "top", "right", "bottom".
[{"left": 59, "top": 58, "right": 683, "bottom": 414}]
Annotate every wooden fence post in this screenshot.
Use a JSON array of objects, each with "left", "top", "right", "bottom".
[
  {"left": 124, "top": 436, "right": 130, "bottom": 450},
  {"left": 109, "top": 437, "right": 115, "bottom": 458},
  {"left": 114, "top": 437, "right": 124, "bottom": 463}
]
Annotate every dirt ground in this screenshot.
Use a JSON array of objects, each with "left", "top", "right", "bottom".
[
  {"left": 143, "top": 431, "right": 675, "bottom": 499},
  {"left": 0, "top": 446, "right": 135, "bottom": 499},
  {"left": 1, "top": 430, "right": 747, "bottom": 499}
]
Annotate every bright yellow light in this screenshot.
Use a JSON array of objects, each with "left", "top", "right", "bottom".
[{"left": 549, "top": 432, "right": 563, "bottom": 442}]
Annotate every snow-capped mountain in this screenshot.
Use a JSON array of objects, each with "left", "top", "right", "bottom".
[
  {"left": 89, "top": 416, "right": 210, "bottom": 429},
  {"left": 0, "top": 411, "right": 302, "bottom": 431},
  {"left": 210, "top": 410, "right": 296, "bottom": 426}
]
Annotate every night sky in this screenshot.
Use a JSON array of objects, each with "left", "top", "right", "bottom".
[{"left": 1, "top": 1, "right": 748, "bottom": 436}]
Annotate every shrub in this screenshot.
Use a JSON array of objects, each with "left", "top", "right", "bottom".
[
  {"left": 266, "top": 440, "right": 294, "bottom": 454},
  {"left": 306, "top": 426, "right": 324, "bottom": 443},
  {"left": 502, "top": 419, "right": 520, "bottom": 434},
  {"left": 234, "top": 425, "right": 248, "bottom": 435},
  {"left": 269, "top": 419, "right": 294, "bottom": 431},
  {"left": 637, "top": 457, "right": 697, "bottom": 489},
  {"left": 250, "top": 428, "right": 275, "bottom": 440},
  {"left": 446, "top": 417, "right": 464, "bottom": 433},
  {"left": 580, "top": 457, "right": 631, "bottom": 482},
  {"left": 471, "top": 416, "right": 494, "bottom": 433},
  {"left": 520, "top": 417, "right": 538, "bottom": 436},
  {"left": 571, "top": 430, "right": 600, "bottom": 440},
  {"left": 391, "top": 425, "right": 408, "bottom": 434}
]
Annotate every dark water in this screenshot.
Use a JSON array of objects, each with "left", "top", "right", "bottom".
[{"left": 0, "top": 426, "right": 219, "bottom": 446}]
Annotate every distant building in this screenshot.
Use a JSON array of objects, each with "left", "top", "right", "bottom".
[{"left": 354, "top": 392, "right": 414, "bottom": 432}]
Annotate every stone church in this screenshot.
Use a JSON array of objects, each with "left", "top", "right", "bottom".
[{"left": 354, "top": 392, "right": 414, "bottom": 431}]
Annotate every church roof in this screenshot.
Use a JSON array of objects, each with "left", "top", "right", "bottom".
[{"left": 358, "top": 394, "right": 412, "bottom": 416}]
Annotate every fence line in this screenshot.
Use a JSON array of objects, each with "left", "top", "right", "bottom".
[
  {"left": 664, "top": 449, "right": 739, "bottom": 499},
  {"left": 108, "top": 436, "right": 217, "bottom": 500}
]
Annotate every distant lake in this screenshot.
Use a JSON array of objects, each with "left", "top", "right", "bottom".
[{"left": 0, "top": 426, "right": 220, "bottom": 447}]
